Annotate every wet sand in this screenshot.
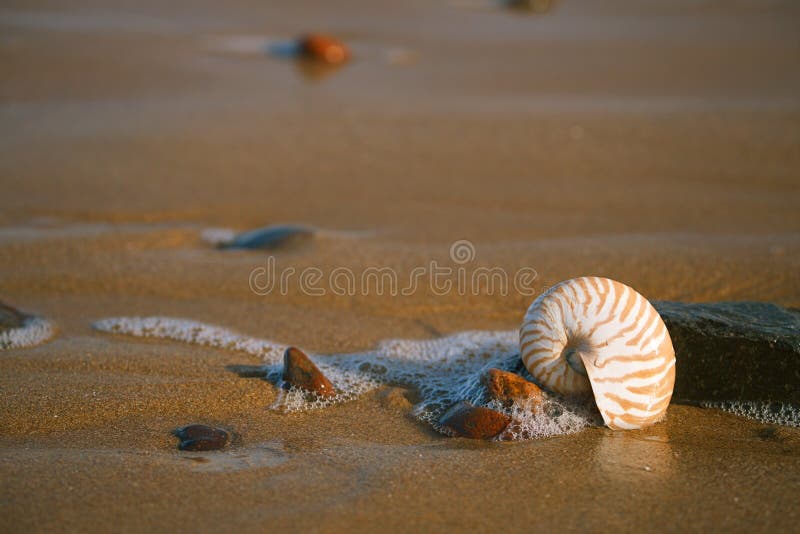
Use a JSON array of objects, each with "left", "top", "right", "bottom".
[{"left": 2, "top": 0, "right": 800, "bottom": 531}]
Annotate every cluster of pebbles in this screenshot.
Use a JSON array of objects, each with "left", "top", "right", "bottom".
[
  {"left": 280, "top": 346, "right": 547, "bottom": 440},
  {"left": 168, "top": 350, "right": 553, "bottom": 453}
]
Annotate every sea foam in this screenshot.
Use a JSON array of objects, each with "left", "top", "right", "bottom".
[
  {"left": 700, "top": 400, "right": 800, "bottom": 428},
  {"left": 92, "top": 316, "right": 597, "bottom": 438},
  {"left": 0, "top": 317, "right": 56, "bottom": 350}
]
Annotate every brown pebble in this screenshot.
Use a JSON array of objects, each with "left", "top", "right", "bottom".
[
  {"left": 299, "top": 34, "right": 350, "bottom": 65},
  {"left": 175, "top": 424, "right": 229, "bottom": 451},
  {"left": 283, "top": 347, "right": 336, "bottom": 397},
  {"left": 439, "top": 401, "right": 511, "bottom": 439},
  {"left": 483, "top": 368, "right": 544, "bottom": 407},
  {"left": 0, "top": 301, "right": 27, "bottom": 330}
]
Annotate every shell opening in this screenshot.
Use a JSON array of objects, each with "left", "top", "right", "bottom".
[{"left": 563, "top": 347, "right": 588, "bottom": 376}]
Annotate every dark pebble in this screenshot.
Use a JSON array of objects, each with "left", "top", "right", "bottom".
[
  {"left": 223, "top": 225, "right": 314, "bottom": 251},
  {"left": 175, "top": 424, "right": 229, "bottom": 451}
]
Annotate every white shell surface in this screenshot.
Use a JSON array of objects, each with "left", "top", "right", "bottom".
[{"left": 520, "top": 277, "right": 676, "bottom": 430}]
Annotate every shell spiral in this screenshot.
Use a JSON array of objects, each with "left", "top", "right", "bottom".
[{"left": 520, "top": 277, "right": 675, "bottom": 430}]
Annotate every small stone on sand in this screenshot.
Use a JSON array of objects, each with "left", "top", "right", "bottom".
[
  {"left": 299, "top": 34, "right": 350, "bottom": 65},
  {"left": 223, "top": 225, "right": 313, "bottom": 250},
  {"left": 483, "top": 368, "right": 544, "bottom": 407},
  {"left": 175, "top": 424, "right": 229, "bottom": 451},
  {"left": 283, "top": 347, "right": 336, "bottom": 398},
  {"left": 439, "top": 401, "right": 511, "bottom": 439}
]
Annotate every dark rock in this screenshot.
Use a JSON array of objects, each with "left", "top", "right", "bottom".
[
  {"left": 483, "top": 368, "right": 544, "bottom": 408},
  {"left": 0, "top": 301, "right": 27, "bottom": 331},
  {"left": 653, "top": 301, "right": 800, "bottom": 404},
  {"left": 223, "top": 225, "right": 313, "bottom": 251},
  {"left": 175, "top": 424, "right": 229, "bottom": 451},
  {"left": 439, "top": 401, "right": 511, "bottom": 439},
  {"left": 282, "top": 347, "right": 336, "bottom": 398}
]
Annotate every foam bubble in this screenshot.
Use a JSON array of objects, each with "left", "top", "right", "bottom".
[
  {"left": 0, "top": 317, "right": 56, "bottom": 350},
  {"left": 200, "top": 228, "right": 237, "bottom": 247},
  {"left": 700, "top": 401, "right": 800, "bottom": 428},
  {"left": 92, "top": 316, "right": 285, "bottom": 361},
  {"left": 496, "top": 397, "right": 601, "bottom": 440}
]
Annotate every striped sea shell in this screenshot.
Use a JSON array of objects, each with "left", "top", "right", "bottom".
[{"left": 520, "top": 277, "right": 675, "bottom": 430}]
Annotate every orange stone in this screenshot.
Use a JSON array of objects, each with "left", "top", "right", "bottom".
[
  {"left": 282, "top": 346, "right": 336, "bottom": 398},
  {"left": 299, "top": 34, "right": 351, "bottom": 65},
  {"left": 439, "top": 401, "right": 511, "bottom": 439},
  {"left": 483, "top": 368, "right": 544, "bottom": 407}
]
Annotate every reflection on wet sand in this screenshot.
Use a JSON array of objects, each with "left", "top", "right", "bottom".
[
  {"left": 180, "top": 440, "right": 287, "bottom": 472},
  {"left": 591, "top": 424, "right": 676, "bottom": 483},
  {"left": 294, "top": 58, "right": 346, "bottom": 83}
]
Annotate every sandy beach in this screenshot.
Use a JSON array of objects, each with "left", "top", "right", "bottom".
[{"left": 2, "top": 0, "right": 800, "bottom": 531}]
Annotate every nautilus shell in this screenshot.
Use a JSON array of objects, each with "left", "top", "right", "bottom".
[{"left": 520, "top": 277, "right": 675, "bottom": 430}]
